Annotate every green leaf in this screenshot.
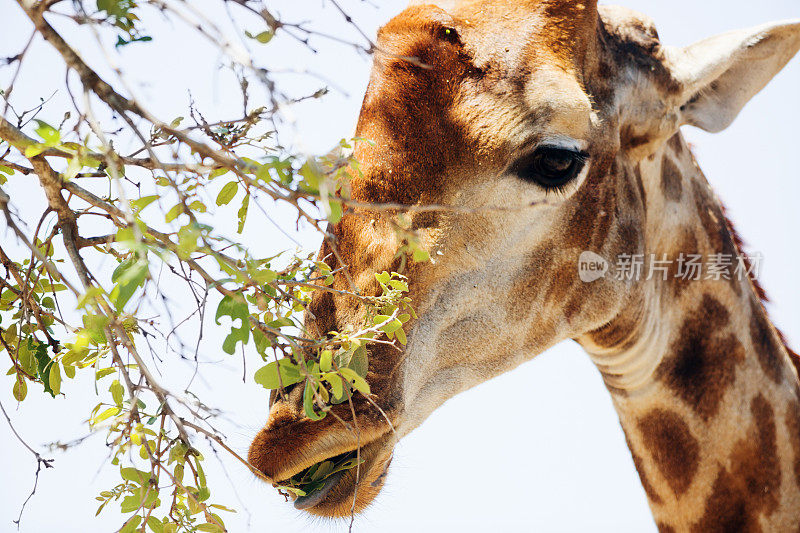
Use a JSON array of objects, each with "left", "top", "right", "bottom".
[
  {"left": 196, "top": 524, "right": 224, "bottom": 533},
  {"left": 323, "top": 372, "right": 345, "bottom": 400},
  {"left": 326, "top": 199, "right": 343, "bottom": 224},
  {"left": 95, "top": 368, "right": 116, "bottom": 380},
  {"left": 319, "top": 350, "right": 333, "bottom": 372},
  {"left": 252, "top": 328, "right": 271, "bottom": 355},
  {"left": 12, "top": 379, "right": 27, "bottom": 401},
  {"left": 389, "top": 279, "right": 409, "bottom": 292},
  {"left": 274, "top": 485, "right": 306, "bottom": 497},
  {"left": 215, "top": 294, "right": 250, "bottom": 354},
  {"left": 395, "top": 327, "right": 407, "bottom": 345},
  {"left": 49, "top": 363, "right": 61, "bottom": 395},
  {"left": 82, "top": 314, "right": 109, "bottom": 344},
  {"left": 146, "top": 516, "right": 164, "bottom": 533},
  {"left": 310, "top": 461, "right": 334, "bottom": 482},
  {"left": 237, "top": 193, "right": 250, "bottom": 233},
  {"left": 375, "top": 272, "right": 391, "bottom": 285},
  {"left": 303, "top": 380, "right": 326, "bottom": 421},
  {"left": 131, "top": 195, "right": 159, "bottom": 213},
  {"left": 165, "top": 203, "right": 182, "bottom": 223},
  {"left": 349, "top": 345, "right": 368, "bottom": 378},
  {"left": 253, "top": 360, "right": 303, "bottom": 390},
  {"left": 339, "top": 367, "right": 370, "bottom": 395},
  {"left": 209, "top": 167, "right": 229, "bottom": 179},
  {"left": 110, "top": 259, "right": 148, "bottom": 311},
  {"left": 176, "top": 224, "right": 200, "bottom": 259},
  {"left": 0, "top": 165, "right": 13, "bottom": 175},
  {"left": 189, "top": 200, "right": 207, "bottom": 213},
  {"left": 331, "top": 459, "right": 364, "bottom": 479},
  {"left": 119, "top": 494, "right": 141, "bottom": 514},
  {"left": 252, "top": 268, "right": 277, "bottom": 284},
  {"left": 62, "top": 346, "right": 86, "bottom": 367},
  {"left": 33, "top": 120, "right": 60, "bottom": 146},
  {"left": 17, "top": 343, "right": 36, "bottom": 375},
  {"left": 110, "top": 379, "right": 124, "bottom": 406},
  {"left": 92, "top": 406, "right": 120, "bottom": 424},
  {"left": 168, "top": 442, "right": 187, "bottom": 464},
  {"left": 196, "top": 459, "right": 207, "bottom": 488},
  {"left": 209, "top": 504, "right": 237, "bottom": 513},
  {"left": 215, "top": 181, "right": 238, "bottom": 206},
  {"left": 266, "top": 317, "right": 293, "bottom": 328},
  {"left": 380, "top": 319, "right": 402, "bottom": 334},
  {"left": 120, "top": 467, "right": 152, "bottom": 485},
  {"left": 32, "top": 341, "right": 55, "bottom": 397},
  {"left": 119, "top": 515, "right": 142, "bottom": 533},
  {"left": 251, "top": 30, "right": 274, "bottom": 43}
]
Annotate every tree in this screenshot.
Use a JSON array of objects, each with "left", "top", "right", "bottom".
[{"left": 0, "top": 1, "right": 415, "bottom": 531}]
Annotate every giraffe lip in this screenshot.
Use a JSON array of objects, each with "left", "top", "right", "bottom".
[{"left": 273, "top": 435, "right": 395, "bottom": 514}]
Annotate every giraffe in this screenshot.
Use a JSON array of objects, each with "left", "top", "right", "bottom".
[{"left": 248, "top": 1, "right": 800, "bottom": 528}]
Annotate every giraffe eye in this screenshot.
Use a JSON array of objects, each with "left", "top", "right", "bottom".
[
  {"left": 437, "top": 26, "right": 460, "bottom": 44},
  {"left": 511, "top": 146, "right": 588, "bottom": 189}
]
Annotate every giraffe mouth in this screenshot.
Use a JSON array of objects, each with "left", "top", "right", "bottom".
[
  {"left": 277, "top": 450, "right": 361, "bottom": 509},
  {"left": 271, "top": 435, "right": 395, "bottom": 515}
]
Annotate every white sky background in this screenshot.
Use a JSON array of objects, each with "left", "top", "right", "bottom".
[{"left": 1, "top": 1, "right": 799, "bottom": 532}]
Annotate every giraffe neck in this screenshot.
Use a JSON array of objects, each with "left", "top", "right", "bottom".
[{"left": 580, "top": 133, "right": 800, "bottom": 531}]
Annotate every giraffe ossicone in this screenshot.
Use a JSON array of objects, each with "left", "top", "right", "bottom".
[{"left": 248, "top": 1, "right": 800, "bottom": 528}]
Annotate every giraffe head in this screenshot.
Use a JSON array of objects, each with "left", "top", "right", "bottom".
[{"left": 248, "top": 0, "right": 800, "bottom": 517}]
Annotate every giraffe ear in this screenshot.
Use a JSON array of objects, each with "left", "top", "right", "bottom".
[{"left": 666, "top": 20, "right": 800, "bottom": 133}]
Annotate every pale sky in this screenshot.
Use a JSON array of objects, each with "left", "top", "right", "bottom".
[{"left": 1, "top": 1, "right": 799, "bottom": 532}]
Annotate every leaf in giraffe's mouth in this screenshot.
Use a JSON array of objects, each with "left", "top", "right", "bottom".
[{"left": 275, "top": 451, "right": 363, "bottom": 508}]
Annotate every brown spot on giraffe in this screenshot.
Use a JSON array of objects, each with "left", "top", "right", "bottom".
[
  {"left": 620, "top": 126, "right": 652, "bottom": 150},
  {"left": 666, "top": 229, "right": 700, "bottom": 298},
  {"left": 656, "top": 295, "right": 745, "bottom": 420},
  {"left": 691, "top": 395, "right": 781, "bottom": 532},
  {"left": 692, "top": 180, "right": 738, "bottom": 262},
  {"left": 667, "top": 132, "right": 684, "bottom": 157},
  {"left": 749, "top": 298, "right": 786, "bottom": 385},
  {"left": 615, "top": 221, "right": 643, "bottom": 257},
  {"left": 563, "top": 157, "right": 618, "bottom": 251},
  {"left": 563, "top": 292, "right": 584, "bottom": 323},
  {"left": 619, "top": 162, "right": 639, "bottom": 208},
  {"left": 660, "top": 155, "right": 683, "bottom": 202},
  {"left": 544, "top": 261, "right": 579, "bottom": 309},
  {"left": 786, "top": 403, "right": 800, "bottom": 490},
  {"left": 625, "top": 435, "right": 664, "bottom": 505},
  {"left": 633, "top": 163, "right": 647, "bottom": 208},
  {"left": 637, "top": 409, "right": 700, "bottom": 497}
]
